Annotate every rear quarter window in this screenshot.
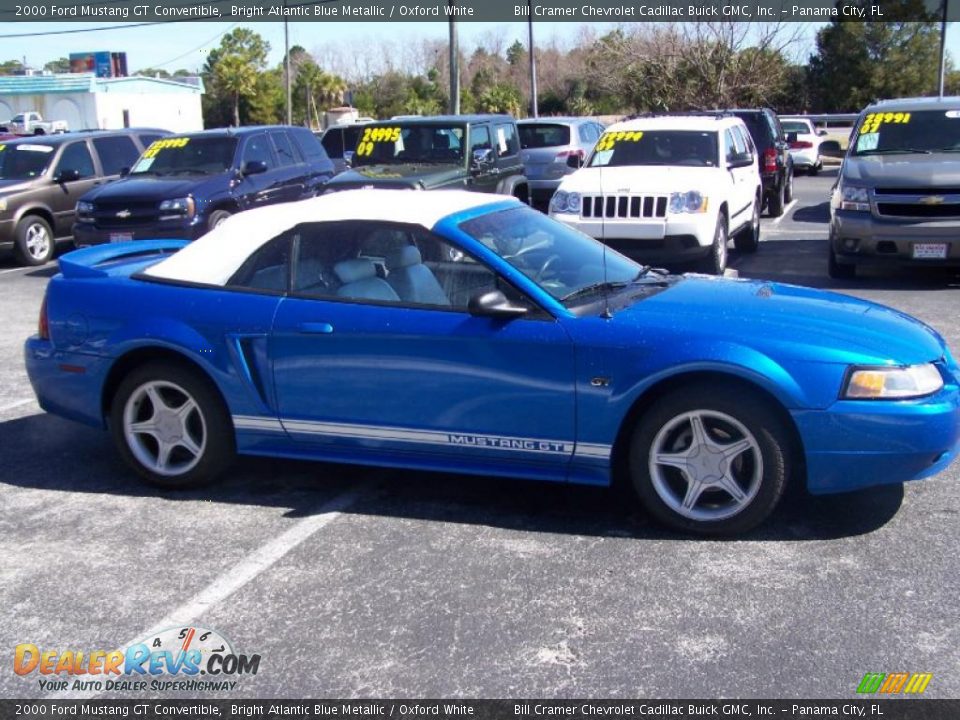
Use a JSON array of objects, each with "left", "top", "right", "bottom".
[{"left": 291, "top": 128, "right": 330, "bottom": 165}]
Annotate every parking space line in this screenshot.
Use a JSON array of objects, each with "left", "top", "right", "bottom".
[
  {"left": 61, "top": 478, "right": 376, "bottom": 699},
  {"left": 0, "top": 398, "right": 35, "bottom": 413},
  {"left": 772, "top": 199, "right": 798, "bottom": 226}
]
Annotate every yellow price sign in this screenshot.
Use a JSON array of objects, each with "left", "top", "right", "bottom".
[
  {"left": 859, "top": 112, "right": 911, "bottom": 135},
  {"left": 142, "top": 137, "right": 190, "bottom": 159},
  {"left": 0, "top": 144, "right": 5, "bottom": 153},
  {"left": 355, "top": 126, "right": 402, "bottom": 158},
  {"left": 595, "top": 130, "right": 644, "bottom": 152}
]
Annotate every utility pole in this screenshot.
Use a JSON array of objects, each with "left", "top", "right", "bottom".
[
  {"left": 938, "top": 0, "right": 948, "bottom": 97},
  {"left": 448, "top": 12, "right": 460, "bottom": 114},
  {"left": 284, "top": 15, "right": 292, "bottom": 124},
  {"left": 528, "top": 0, "right": 538, "bottom": 117}
]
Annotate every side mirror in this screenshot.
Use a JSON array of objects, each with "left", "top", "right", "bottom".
[
  {"left": 820, "top": 140, "right": 843, "bottom": 158},
  {"left": 119, "top": 167, "right": 130, "bottom": 177},
  {"left": 467, "top": 289, "right": 528, "bottom": 319},
  {"left": 727, "top": 152, "right": 754, "bottom": 169},
  {"left": 785, "top": 132, "right": 798, "bottom": 144},
  {"left": 54, "top": 168, "right": 81, "bottom": 183},
  {"left": 471, "top": 148, "right": 495, "bottom": 171},
  {"left": 242, "top": 160, "right": 268, "bottom": 176},
  {"left": 566, "top": 154, "right": 584, "bottom": 170}
]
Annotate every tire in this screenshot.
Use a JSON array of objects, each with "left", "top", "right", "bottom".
[
  {"left": 734, "top": 197, "right": 760, "bottom": 253},
  {"left": 767, "top": 181, "right": 785, "bottom": 218},
  {"left": 208, "top": 209, "right": 232, "bottom": 231},
  {"left": 697, "top": 214, "right": 728, "bottom": 275},
  {"left": 14, "top": 215, "right": 55, "bottom": 266},
  {"left": 808, "top": 160, "right": 820, "bottom": 177},
  {"left": 828, "top": 247, "right": 856, "bottom": 279},
  {"left": 629, "top": 384, "right": 791, "bottom": 536},
  {"left": 784, "top": 168, "right": 794, "bottom": 203},
  {"left": 109, "top": 362, "right": 235, "bottom": 489}
]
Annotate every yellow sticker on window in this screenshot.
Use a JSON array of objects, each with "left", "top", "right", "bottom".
[
  {"left": 595, "top": 131, "right": 644, "bottom": 152},
  {"left": 142, "top": 137, "right": 190, "bottom": 159},
  {"left": 859, "top": 112, "right": 911, "bottom": 135},
  {"left": 355, "top": 126, "right": 402, "bottom": 157},
  {"left": 0, "top": 145, "right": 5, "bottom": 153}
]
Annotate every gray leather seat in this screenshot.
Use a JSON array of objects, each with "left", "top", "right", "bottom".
[
  {"left": 333, "top": 259, "right": 400, "bottom": 302},
  {"left": 386, "top": 246, "right": 450, "bottom": 306}
]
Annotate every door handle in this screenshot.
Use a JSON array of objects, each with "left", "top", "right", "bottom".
[{"left": 297, "top": 322, "right": 334, "bottom": 334}]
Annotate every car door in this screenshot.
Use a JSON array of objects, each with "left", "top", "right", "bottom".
[
  {"left": 267, "top": 129, "right": 305, "bottom": 203},
  {"left": 724, "top": 127, "right": 753, "bottom": 229},
  {"left": 268, "top": 219, "right": 577, "bottom": 471},
  {"left": 236, "top": 133, "right": 280, "bottom": 210},
  {"left": 49, "top": 140, "right": 101, "bottom": 237},
  {"left": 466, "top": 124, "right": 499, "bottom": 193}
]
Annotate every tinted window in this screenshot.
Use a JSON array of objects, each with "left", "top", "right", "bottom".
[
  {"left": 270, "top": 131, "right": 299, "bottom": 166},
  {"left": 137, "top": 134, "right": 165, "bottom": 147},
  {"left": 852, "top": 109, "right": 960, "bottom": 155},
  {"left": 735, "top": 113, "right": 771, "bottom": 149},
  {"left": 520, "top": 123, "right": 571, "bottom": 148},
  {"left": 290, "top": 127, "right": 327, "bottom": 163},
  {"left": 131, "top": 136, "right": 238, "bottom": 175},
  {"left": 320, "top": 129, "right": 342, "bottom": 158},
  {"left": 589, "top": 130, "right": 718, "bottom": 168},
  {"left": 241, "top": 133, "right": 274, "bottom": 168},
  {"left": 92, "top": 135, "right": 139, "bottom": 176},
  {"left": 57, "top": 141, "right": 95, "bottom": 178},
  {"left": 470, "top": 125, "right": 492, "bottom": 151},
  {"left": 780, "top": 120, "right": 811, "bottom": 135},
  {"left": 352, "top": 124, "right": 464, "bottom": 165},
  {"left": 0, "top": 142, "right": 56, "bottom": 179},
  {"left": 343, "top": 126, "right": 363, "bottom": 153},
  {"left": 494, "top": 123, "right": 520, "bottom": 157}
]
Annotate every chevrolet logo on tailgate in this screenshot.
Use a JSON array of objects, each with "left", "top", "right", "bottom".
[
  {"left": 918, "top": 196, "right": 945, "bottom": 205},
  {"left": 115, "top": 209, "right": 132, "bottom": 218}
]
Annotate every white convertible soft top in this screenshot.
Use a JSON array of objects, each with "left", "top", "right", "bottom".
[{"left": 144, "top": 189, "right": 518, "bottom": 286}]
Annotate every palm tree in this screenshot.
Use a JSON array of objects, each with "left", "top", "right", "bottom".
[{"left": 214, "top": 54, "right": 257, "bottom": 126}]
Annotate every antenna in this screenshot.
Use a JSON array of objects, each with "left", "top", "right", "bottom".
[{"left": 599, "top": 138, "right": 612, "bottom": 320}]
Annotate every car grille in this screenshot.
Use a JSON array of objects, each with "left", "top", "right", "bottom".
[
  {"left": 581, "top": 194, "right": 667, "bottom": 219},
  {"left": 90, "top": 201, "right": 161, "bottom": 229},
  {"left": 872, "top": 188, "right": 960, "bottom": 219}
]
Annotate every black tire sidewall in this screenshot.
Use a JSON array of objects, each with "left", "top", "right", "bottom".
[
  {"left": 208, "top": 210, "right": 232, "bottom": 232},
  {"left": 15, "top": 216, "right": 55, "bottom": 266},
  {"left": 699, "top": 215, "right": 727, "bottom": 275},
  {"left": 768, "top": 182, "right": 785, "bottom": 217},
  {"left": 734, "top": 199, "right": 760, "bottom": 253},
  {"left": 629, "top": 385, "right": 790, "bottom": 536},
  {"left": 109, "top": 362, "right": 235, "bottom": 489}
]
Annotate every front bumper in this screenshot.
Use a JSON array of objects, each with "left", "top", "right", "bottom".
[
  {"left": 25, "top": 336, "right": 110, "bottom": 428},
  {"left": 830, "top": 210, "right": 960, "bottom": 268},
  {"left": 793, "top": 382, "right": 960, "bottom": 494},
  {"left": 73, "top": 218, "right": 207, "bottom": 247}
]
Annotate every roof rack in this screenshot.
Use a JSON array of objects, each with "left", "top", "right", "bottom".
[{"left": 621, "top": 111, "right": 739, "bottom": 121}]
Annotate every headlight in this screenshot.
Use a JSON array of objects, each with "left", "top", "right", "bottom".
[
  {"left": 843, "top": 363, "right": 944, "bottom": 399},
  {"left": 550, "top": 190, "right": 569, "bottom": 213},
  {"left": 668, "top": 191, "right": 708, "bottom": 214},
  {"left": 566, "top": 192, "right": 581, "bottom": 213},
  {"left": 839, "top": 184, "right": 870, "bottom": 212},
  {"left": 75, "top": 200, "right": 94, "bottom": 217},
  {"left": 158, "top": 197, "right": 195, "bottom": 220}
]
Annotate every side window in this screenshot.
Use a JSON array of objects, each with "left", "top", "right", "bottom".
[
  {"left": 241, "top": 133, "right": 274, "bottom": 169},
  {"left": 56, "top": 142, "right": 95, "bottom": 179},
  {"left": 470, "top": 125, "right": 492, "bottom": 152},
  {"left": 320, "top": 130, "right": 342, "bottom": 159},
  {"left": 290, "top": 127, "right": 327, "bottom": 163},
  {"left": 724, "top": 130, "right": 739, "bottom": 163},
  {"left": 227, "top": 234, "right": 292, "bottom": 292},
  {"left": 270, "top": 131, "right": 298, "bottom": 166},
  {"left": 766, "top": 112, "right": 783, "bottom": 142},
  {"left": 735, "top": 126, "right": 754, "bottom": 158},
  {"left": 92, "top": 135, "right": 139, "bottom": 176},
  {"left": 494, "top": 122, "right": 519, "bottom": 158}
]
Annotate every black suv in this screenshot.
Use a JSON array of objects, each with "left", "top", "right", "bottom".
[
  {"left": 0, "top": 129, "right": 167, "bottom": 265},
  {"left": 323, "top": 115, "right": 530, "bottom": 202},
  {"left": 73, "top": 126, "right": 334, "bottom": 247},
  {"left": 723, "top": 109, "right": 794, "bottom": 217}
]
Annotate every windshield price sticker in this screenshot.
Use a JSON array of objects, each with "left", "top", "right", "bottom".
[
  {"left": 596, "top": 130, "right": 644, "bottom": 152},
  {"left": 0, "top": 145, "right": 4, "bottom": 153},
  {"left": 142, "top": 137, "right": 190, "bottom": 159},
  {"left": 860, "top": 112, "right": 911, "bottom": 134},
  {"left": 356, "top": 126, "right": 402, "bottom": 157}
]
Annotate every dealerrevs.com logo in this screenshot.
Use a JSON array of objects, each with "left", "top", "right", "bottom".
[
  {"left": 856, "top": 672, "right": 933, "bottom": 694},
  {"left": 14, "top": 626, "right": 260, "bottom": 693}
]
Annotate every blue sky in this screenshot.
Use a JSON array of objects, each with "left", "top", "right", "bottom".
[{"left": 1, "top": 21, "right": 956, "bottom": 76}]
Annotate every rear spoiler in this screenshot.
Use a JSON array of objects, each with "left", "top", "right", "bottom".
[{"left": 58, "top": 240, "right": 189, "bottom": 279}]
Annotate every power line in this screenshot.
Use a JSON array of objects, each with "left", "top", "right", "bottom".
[{"left": 146, "top": 21, "right": 240, "bottom": 69}]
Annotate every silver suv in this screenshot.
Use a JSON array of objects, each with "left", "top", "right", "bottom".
[{"left": 829, "top": 96, "right": 960, "bottom": 278}]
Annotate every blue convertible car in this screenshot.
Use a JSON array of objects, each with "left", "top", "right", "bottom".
[{"left": 25, "top": 190, "right": 960, "bottom": 534}]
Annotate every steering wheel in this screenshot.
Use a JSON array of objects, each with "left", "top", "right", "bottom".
[{"left": 535, "top": 254, "right": 562, "bottom": 282}]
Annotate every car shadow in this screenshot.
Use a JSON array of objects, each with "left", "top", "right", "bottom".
[
  {"left": 0, "top": 411, "right": 905, "bottom": 543},
  {"left": 791, "top": 201, "right": 830, "bottom": 224}
]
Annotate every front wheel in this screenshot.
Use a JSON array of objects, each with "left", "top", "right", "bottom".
[
  {"left": 110, "top": 362, "right": 235, "bottom": 488},
  {"left": 697, "top": 214, "right": 728, "bottom": 275},
  {"left": 14, "top": 215, "right": 55, "bottom": 266},
  {"left": 828, "top": 247, "right": 856, "bottom": 279},
  {"left": 629, "top": 385, "right": 791, "bottom": 535},
  {"left": 208, "top": 209, "right": 232, "bottom": 231}
]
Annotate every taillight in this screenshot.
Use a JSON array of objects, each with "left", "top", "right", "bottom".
[
  {"left": 38, "top": 296, "right": 49, "bottom": 340},
  {"left": 763, "top": 148, "right": 778, "bottom": 173},
  {"left": 790, "top": 141, "right": 813, "bottom": 149}
]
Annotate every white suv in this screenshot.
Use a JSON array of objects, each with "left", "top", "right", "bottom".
[{"left": 549, "top": 115, "right": 762, "bottom": 275}]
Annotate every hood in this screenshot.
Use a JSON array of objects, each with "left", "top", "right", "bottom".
[
  {"left": 0, "top": 177, "right": 38, "bottom": 194},
  {"left": 328, "top": 163, "right": 464, "bottom": 190},
  {"left": 84, "top": 174, "right": 228, "bottom": 203},
  {"left": 612, "top": 275, "right": 946, "bottom": 366},
  {"left": 842, "top": 154, "right": 960, "bottom": 188},
  {"left": 559, "top": 165, "right": 721, "bottom": 194}
]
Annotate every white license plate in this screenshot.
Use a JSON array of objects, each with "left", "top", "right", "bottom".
[
  {"left": 912, "top": 242, "right": 948, "bottom": 259},
  {"left": 109, "top": 232, "right": 133, "bottom": 243}
]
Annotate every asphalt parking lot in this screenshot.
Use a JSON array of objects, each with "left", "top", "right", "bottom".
[{"left": 1, "top": 169, "right": 958, "bottom": 699}]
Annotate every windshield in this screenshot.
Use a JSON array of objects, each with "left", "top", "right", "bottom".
[
  {"left": 458, "top": 206, "right": 646, "bottom": 306},
  {"left": 852, "top": 109, "right": 960, "bottom": 155},
  {"left": 519, "top": 123, "right": 571, "bottom": 148},
  {"left": 0, "top": 142, "right": 55, "bottom": 179},
  {"left": 588, "top": 130, "right": 718, "bottom": 168},
  {"left": 131, "top": 136, "right": 238, "bottom": 176},
  {"left": 351, "top": 124, "right": 464, "bottom": 165},
  {"left": 781, "top": 120, "right": 811, "bottom": 135}
]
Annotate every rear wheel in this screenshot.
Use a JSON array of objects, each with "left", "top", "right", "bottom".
[
  {"left": 110, "top": 362, "right": 235, "bottom": 488},
  {"left": 784, "top": 168, "right": 794, "bottom": 203},
  {"left": 14, "top": 215, "right": 55, "bottom": 266},
  {"left": 828, "top": 247, "right": 856, "bottom": 279},
  {"left": 734, "top": 197, "right": 760, "bottom": 253},
  {"left": 698, "top": 215, "right": 728, "bottom": 275},
  {"left": 767, "top": 182, "right": 785, "bottom": 217},
  {"left": 629, "top": 385, "right": 791, "bottom": 535}
]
